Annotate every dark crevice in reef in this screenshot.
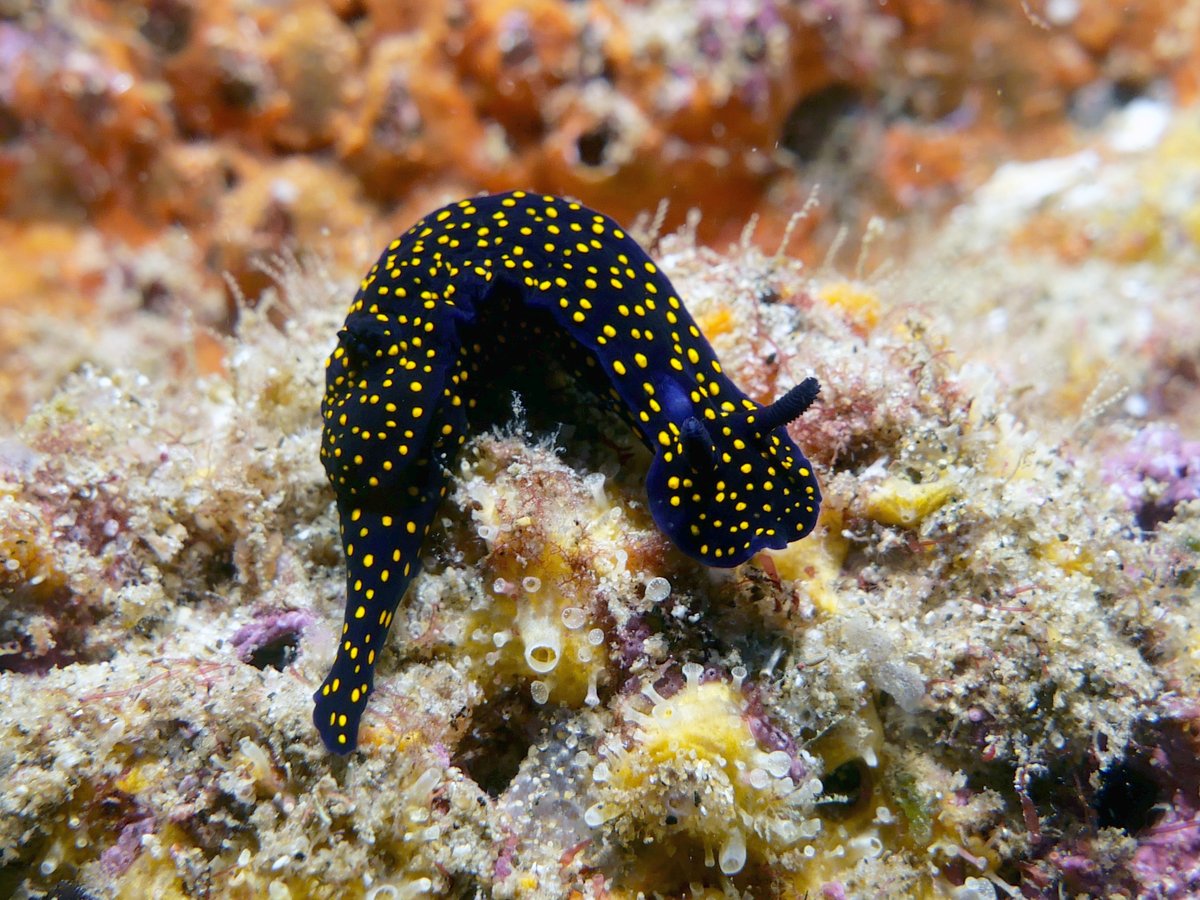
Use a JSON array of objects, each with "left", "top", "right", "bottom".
[
  {"left": 1094, "top": 760, "right": 1161, "bottom": 834},
  {"left": 779, "top": 83, "right": 867, "bottom": 165},
  {"left": 819, "top": 757, "right": 874, "bottom": 821},
  {"left": 453, "top": 688, "right": 552, "bottom": 797}
]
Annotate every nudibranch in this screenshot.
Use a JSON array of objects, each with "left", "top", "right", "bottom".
[{"left": 315, "top": 190, "right": 821, "bottom": 752}]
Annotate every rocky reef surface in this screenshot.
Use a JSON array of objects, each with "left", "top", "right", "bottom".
[{"left": 1, "top": 2, "right": 1199, "bottom": 898}]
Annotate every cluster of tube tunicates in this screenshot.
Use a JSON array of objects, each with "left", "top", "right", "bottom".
[
  {"left": 463, "top": 568, "right": 607, "bottom": 708},
  {"left": 585, "top": 662, "right": 823, "bottom": 876},
  {"left": 519, "top": 593, "right": 607, "bottom": 707}
]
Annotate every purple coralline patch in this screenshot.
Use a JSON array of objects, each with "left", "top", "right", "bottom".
[
  {"left": 1037, "top": 701, "right": 1200, "bottom": 897},
  {"left": 1126, "top": 701, "right": 1200, "bottom": 898},
  {"left": 1102, "top": 425, "right": 1200, "bottom": 530},
  {"left": 100, "top": 815, "right": 155, "bottom": 877},
  {"left": 230, "top": 609, "right": 314, "bottom": 670},
  {"left": 1130, "top": 807, "right": 1200, "bottom": 898},
  {"left": 745, "top": 693, "right": 810, "bottom": 782}
]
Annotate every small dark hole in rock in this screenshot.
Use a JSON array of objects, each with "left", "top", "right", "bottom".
[
  {"left": 140, "top": 0, "right": 194, "bottom": 54},
  {"left": 1094, "top": 762, "right": 1161, "bottom": 834},
  {"left": 246, "top": 633, "right": 300, "bottom": 671},
  {"left": 453, "top": 690, "right": 543, "bottom": 797},
  {"left": 577, "top": 123, "right": 615, "bottom": 168},
  {"left": 820, "top": 758, "right": 871, "bottom": 820},
  {"left": 779, "top": 84, "right": 864, "bottom": 164}
]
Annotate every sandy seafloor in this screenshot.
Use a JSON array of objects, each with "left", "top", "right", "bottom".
[{"left": 1, "top": 6, "right": 1200, "bottom": 899}]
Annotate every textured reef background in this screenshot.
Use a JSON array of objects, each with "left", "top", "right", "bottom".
[{"left": 2, "top": 1, "right": 1200, "bottom": 898}]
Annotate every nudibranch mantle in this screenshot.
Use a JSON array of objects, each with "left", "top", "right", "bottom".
[{"left": 315, "top": 190, "right": 821, "bottom": 753}]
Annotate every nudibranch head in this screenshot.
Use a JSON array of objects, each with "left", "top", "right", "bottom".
[{"left": 646, "top": 378, "right": 822, "bottom": 567}]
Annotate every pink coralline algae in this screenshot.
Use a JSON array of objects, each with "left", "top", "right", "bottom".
[
  {"left": 1130, "top": 807, "right": 1200, "bottom": 898},
  {"left": 1126, "top": 702, "right": 1200, "bottom": 898},
  {"left": 1102, "top": 425, "right": 1200, "bottom": 530},
  {"left": 229, "top": 609, "right": 314, "bottom": 669},
  {"left": 99, "top": 815, "right": 155, "bottom": 877}
]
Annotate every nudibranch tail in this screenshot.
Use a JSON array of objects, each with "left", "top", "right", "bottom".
[
  {"left": 313, "top": 496, "right": 440, "bottom": 752},
  {"left": 314, "top": 190, "right": 822, "bottom": 753}
]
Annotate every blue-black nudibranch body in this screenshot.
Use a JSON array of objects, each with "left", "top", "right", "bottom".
[{"left": 315, "top": 190, "right": 821, "bottom": 753}]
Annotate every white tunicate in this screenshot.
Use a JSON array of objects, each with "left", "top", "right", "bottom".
[
  {"left": 747, "top": 768, "right": 770, "bottom": 790},
  {"left": 561, "top": 607, "right": 587, "bottom": 630},
  {"left": 731, "top": 665, "right": 747, "bottom": 689},
  {"left": 583, "top": 472, "right": 607, "bottom": 504},
  {"left": 764, "top": 750, "right": 792, "bottom": 778},
  {"left": 39, "top": 851, "right": 60, "bottom": 876},
  {"left": 522, "top": 618, "right": 561, "bottom": 674},
  {"left": 411, "top": 767, "right": 441, "bottom": 797},
  {"left": 614, "top": 549, "right": 628, "bottom": 572},
  {"left": 530, "top": 680, "right": 550, "bottom": 705},
  {"left": 492, "top": 577, "right": 508, "bottom": 594},
  {"left": 576, "top": 646, "right": 593, "bottom": 663},
  {"left": 642, "top": 683, "right": 668, "bottom": 709},
  {"left": 682, "top": 661, "right": 703, "bottom": 687},
  {"left": 478, "top": 525, "right": 497, "bottom": 541},
  {"left": 493, "top": 630, "right": 512, "bottom": 648},
  {"left": 584, "top": 802, "right": 611, "bottom": 828},
  {"left": 522, "top": 576, "right": 541, "bottom": 593},
  {"left": 718, "top": 829, "right": 747, "bottom": 875},
  {"left": 585, "top": 671, "right": 600, "bottom": 707},
  {"left": 849, "top": 834, "right": 883, "bottom": 860},
  {"left": 644, "top": 576, "right": 671, "bottom": 603},
  {"left": 592, "top": 761, "right": 610, "bottom": 783},
  {"left": 952, "top": 877, "right": 998, "bottom": 900},
  {"left": 587, "top": 628, "right": 605, "bottom": 646}
]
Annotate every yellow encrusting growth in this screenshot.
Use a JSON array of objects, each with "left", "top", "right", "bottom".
[
  {"left": 429, "top": 438, "right": 622, "bottom": 709},
  {"left": 817, "top": 281, "right": 883, "bottom": 334},
  {"left": 587, "top": 664, "right": 823, "bottom": 880},
  {"left": 0, "top": 494, "right": 64, "bottom": 597},
  {"left": 766, "top": 507, "right": 848, "bottom": 614},
  {"left": 864, "top": 476, "right": 954, "bottom": 528},
  {"left": 694, "top": 304, "right": 735, "bottom": 340}
]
